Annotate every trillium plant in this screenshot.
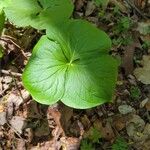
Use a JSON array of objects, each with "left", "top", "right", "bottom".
[{"left": 0, "top": 0, "right": 118, "bottom": 109}]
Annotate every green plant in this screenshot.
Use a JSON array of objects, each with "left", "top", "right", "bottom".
[
  {"left": 80, "top": 139, "right": 95, "bottom": 150},
  {"left": 142, "top": 40, "right": 150, "bottom": 49},
  {"left": 112, "top": 137, "right": 128, "bottom": 150},
  {"left": 94, "top": 0, "right": 109, "bottom": 9},
  {"left": 88, "top": 127, "right": 101, "bottom": 143},
  {"left": 0, "top": 10, "right": 5, "bottom": 35},
  {"left": 130, "top": 86, "right": 141, "bottom": 100},
  {"left": 113, "top": 5, "right": 121, "bottom": 15},
  {"left": 112, "top": 35, "right": 133, "bottom": 46},
  {"left": 0, "top": 8, "right": 5, "bottom": 59},
  {"left": 115, "top": 17, "right": 131, "bottom": 33},
  {"left": 2, "top": 0, "right": 118, "bottom": 109},
  {"left": 0, "top": 45, "right": 4, "bottom": 58}
]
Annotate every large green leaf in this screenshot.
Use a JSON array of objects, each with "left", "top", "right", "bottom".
[
  {"left": 0, "top": 0, "right": 7, "bottom": 10},
  {"left": 23, "top": 20, "right": 118, "bottom": 109},
  {"left": 0, "top": 0, "right": 7, "bottom": 33},
  {"left": 0, "top": 10, "right": 5, "bottom": 35},
  {"left": 4, "top": 0, "right": 73, "bottom": 29}
]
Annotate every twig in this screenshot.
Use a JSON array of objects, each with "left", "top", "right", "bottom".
[
  {"left": 145, "top": 0, "right": 148, "bottom": 9},
  {"left": 7, "top": 123, "right": 23, "bottom": 139},
  {"left": 1, "top": 69, "right": 22, "bottom": 77},
  {"left": 3, "top": 70, "right": 25, "bottom": 102},
  {"left": 0, "top": 36, "right": 28, "bottom": 59},
  {"left": 110, "top": 0, "right": 127, "bottom": 13},
  {"left": 0, "top": 36, "right": 21, "bottom": 49},
  {"left": 12, "top": 76, "right": 25, "bottom": 103},
  {"left": 125, "top": 0, "right": 147, "bottom": 19}
]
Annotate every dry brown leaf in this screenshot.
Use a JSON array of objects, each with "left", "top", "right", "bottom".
[
  {"left": 145, "top": 99, "right": 150, "bottom": 111},
  {"left": 16, "top": 139, "right": 26, "bottom": 150},
  {"left": 75, "top": 0, "right": 85, "bottom": 11},
  {"left": 113, "top": 115, "right": 129, "bottom": 131},
  {"left": 85, "top": 1, "right": 95, "bottom": 16},
  {"left": 0, "top": 112, "right": 7, "bottom": 125},
  {"left": 126, "top": 115, "right": 145, "bottom": 141},
  {"left": 61, "top": 137, "right": 80, "bottom": 150},
  {"left": 94, "top": 120, "right": 115, "bottom": 141},
  {"left": 122, "top": 41, "right": 141, "bottom": 75},
  {"left": 134, "top": 55, "right": 150, "bottom": 84},
  {"left": 9, "top": 116, "right": 27, "bottom": 134}
]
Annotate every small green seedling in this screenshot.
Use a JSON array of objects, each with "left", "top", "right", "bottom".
[
  {"left": 94, "top": 0, "right": 109, "bottom": 9},
  {"left": 115, "top": 17, "right": 131, "bottom": 33},
  {"left": 80, "top": 139, "right": 94, "bottom": 150},
  {"left": 112, "top": 137, "right": 128, "bottom": 150},
  {"left": 130, "top": 86, "right": 141, "bottom": 100},
  {"left": 142, "top": 40, "right": 150, "bottom": 50}
]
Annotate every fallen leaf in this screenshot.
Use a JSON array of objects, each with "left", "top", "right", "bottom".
[
  {"left": 122, "top": 41, "right": 141, "bottom": 75},
  {"left": 7, "top": 90, "right": 30, "bottom": 109},
  {"left": 0, "top": 112, "right": 7, "bottom": 125},
  {"left": 16, "top": 139, "right": 26, "bottom": 150},
  {"left": 94, "top": 120, "right": 115, "bottom": 141},
  {"left": 113, "top": 115, "right": 131, "bottom": 131},
  {"left": 0, "top": 104, "right": 5, "bottom": 113},
  {"left": 145, "top": 99, "right": 150, "bottom": 111},
  {"left": 143, "top": 139, "right": 150, "bottom": 150},
  {"left": 3, "top": 76, "right": 12, "bottom": 84},
  {"left": 34, "top": 120, "right": 50, "bottom": 137},
  {"left": 24, "top": 128, "right": 33, "bottom": 143},
  {"left": 61, "top": 137, "right": 80, "bottom": 150},
  {"left": 134, "top": 55, "right": 150, "bottom": 84},
  {"left": 81, "top": 115, "right": 91, "bottom": 129},
  {"left": 59, "top": 104, "right": 73, "bottom": 133},
  {"left": 126, "top": 115, "right": 145, "bottom": 141},
  {"left": 140, "top": 98, "right": 149, "bottom": 108},
  {"left": 118, "top": 105, "right": 135, "bottom": 115},
  {"left": 143, "top": 123, "right": 150, "bottom": 137},
  {"left": 85, "top": 1, "right": 95, "bottom": 16},
  {"left": 137, "top": 21, "right": 150, "bottom": 35},
  {"left": 9, "top": 116, "right": 27, "bottom": 134},
  {"left": 25, "top": 100, "right": 41, "bottom": 118}
]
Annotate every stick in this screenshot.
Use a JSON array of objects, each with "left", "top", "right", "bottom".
[
  {"left": 125, "top": 0, "right": 147, "bottom": 19},
  {"left": 1, "top": 70, "right": 22, "bottom": 77}
]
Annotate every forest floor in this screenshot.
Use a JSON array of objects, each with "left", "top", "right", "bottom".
[{"left": 0, "top": 0, "right": 150, "bottom": 150}]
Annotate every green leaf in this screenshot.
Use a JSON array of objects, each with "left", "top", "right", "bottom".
[
  {"left": 0, "top": 45, "right": 4, "bottom": 58},
  {"left": 0, "top": 0, "right": 5, "bottom": 10},
  {"left": 4, "top": 0, "right": 73, "bottom": 29},
  {"left": 23, "top": 20, "right": 118, "bottom": 109},
  {"left": 0, "top": 0, "right": 6, "bottom": 34},
  {"left": 0, "top": 10, "right": 5, "bottom": 35}
]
